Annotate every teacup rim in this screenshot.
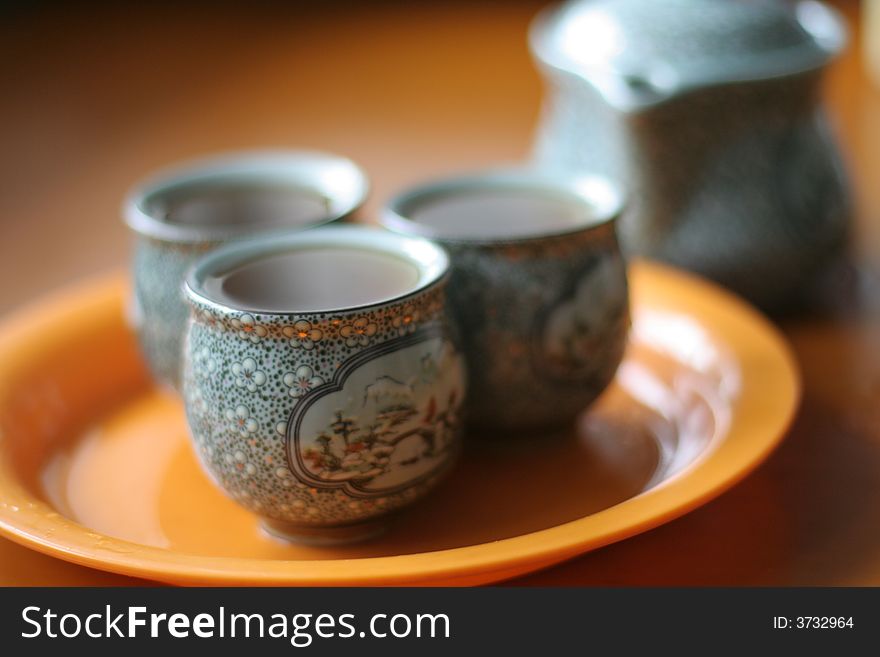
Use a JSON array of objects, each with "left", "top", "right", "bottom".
[
  {"left": 379, "top": 168, "right": 625, "bottom": 245},
  {"left": 123, "top": 149, "right": 370, "bottom": 243},
  {"left": 184, "top": 224, "right": 451, "bottom": 316}
]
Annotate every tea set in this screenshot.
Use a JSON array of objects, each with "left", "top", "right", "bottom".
[{"left": 123, "top": 0, "right": 848, "bottom": 544}]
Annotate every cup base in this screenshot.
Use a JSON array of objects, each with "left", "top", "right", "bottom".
[{"left": 260, "top": 517, "right": 390, "bottom": 546}]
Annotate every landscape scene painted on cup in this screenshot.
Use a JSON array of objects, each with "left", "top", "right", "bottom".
[
  {"left": 290, "top": 336, "right": 464, "bottom": 494},
  {"left": 540, "top": 254, "right": 628, "bottom": 379}
]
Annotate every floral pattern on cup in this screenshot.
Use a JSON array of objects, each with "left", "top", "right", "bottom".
[
  {"left": 193, "top": 345, "right": 218, "bottom": 377},
  {"left": 232, "top": 358, "right": 267, "bottom": 392},
  {"left": 339, "top": 317, "right": 378, "bottom": 348},
  {"left": 283, "top": 366, "right": 324, "bottom": 398},
  {"left": 186, "top": 289, "right": 441, "bottom": 347},
  {"left": 392, "top": 305, "right": 420, "bottom": 336},
  {"left": 283, "top": 320, "right": 323, "bottom": 350},
  {"left": 226, "top": 405, "right": 258, "bottom": 436},
  {"left": 232, "top": 313, "right": 268, "bottom": 343}
]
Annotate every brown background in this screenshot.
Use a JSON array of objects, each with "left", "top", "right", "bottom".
[{"left": 1, "top": 0, "right": 879, "bottom": 585}]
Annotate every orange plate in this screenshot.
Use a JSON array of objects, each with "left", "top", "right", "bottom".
[{"left": 0, "top": 262, "right": 799, "bottom": 586}]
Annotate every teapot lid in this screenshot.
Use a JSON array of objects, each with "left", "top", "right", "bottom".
[{"left": 530, "top": 0, "right": 847, "bottom": 108}]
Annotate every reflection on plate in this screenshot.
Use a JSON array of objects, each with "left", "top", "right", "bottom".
[{"left": 0, "top": 261, "right": 799, "bottom": 585}]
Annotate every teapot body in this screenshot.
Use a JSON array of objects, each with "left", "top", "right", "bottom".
[{"left": 531, "top": 0, "right": 851, "bottom": 309}]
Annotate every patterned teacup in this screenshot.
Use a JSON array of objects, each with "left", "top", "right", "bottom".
[
  {"left": 382, "top": 170, "right": 629, "bottom": 434},
  {"left": 182, "top": 225, "right": 465, "bottom": 544},
  {"left": 124, "top": 150, "right": 369, "bottom": 389}
]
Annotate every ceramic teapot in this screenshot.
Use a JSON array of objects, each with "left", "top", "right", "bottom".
[{"left": 530, "top": 0, "right": 850, "bottom": 309}]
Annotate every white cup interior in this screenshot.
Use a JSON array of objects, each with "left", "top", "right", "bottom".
[
  {"left": 187, "top": 226, "right": 449, "bottom": 314},
  {"left": 126, "top": 152, "right": 369, "bottom": 242},
  {"left": 384, "top": 173, "right": 622, "bottom": 242},
  {"left": 203, "top": 247, "right": 421, "bottom": 312},
  {"left": 147, "top": 181, "right": 333, "bottom": 231},
  {"left": 411, "top": 188, "right": 589, "bottom": 239}
]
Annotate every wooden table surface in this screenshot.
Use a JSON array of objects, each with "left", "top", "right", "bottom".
[{"left": 1, "top": 0, "right": 878, "bottom": 586}]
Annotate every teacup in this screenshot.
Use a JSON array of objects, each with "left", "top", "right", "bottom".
[
  {"left": 382, "top": 170, "right": 629, "bottom": 434},
  {"left": 182, "top": 225, "right": 465, "bottom": 544},
  {"left": 124, "top": 150, "right": 369, "bottom": 388}
]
